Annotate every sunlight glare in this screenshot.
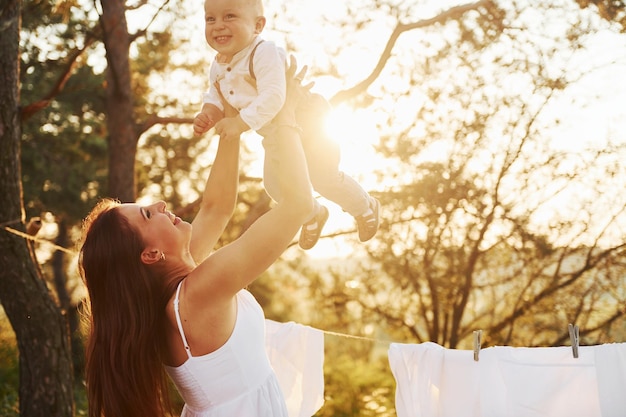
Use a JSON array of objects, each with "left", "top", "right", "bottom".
[{"left": 324, "top": 104, "right": 380, "bottom": 180}]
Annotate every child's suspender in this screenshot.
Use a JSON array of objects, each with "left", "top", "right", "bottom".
[{"left": 248, "top": 40, "right": 265, "bottom": 80}]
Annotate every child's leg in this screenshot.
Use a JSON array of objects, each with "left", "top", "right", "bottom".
[
  {"left": 296, "top": 94, "right": 368, "bottom": 215},
  {"left": 297, "top": 94, "right": 380, "bottom": 242},
  {"left": 261, "top": 135, "right": 282, "bottom": 203},
  {"left": 262, "top": 133, "right": 328, "bottom": 249}
]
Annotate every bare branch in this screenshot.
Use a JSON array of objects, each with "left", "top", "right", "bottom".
[
  {"left": 20, "top": 28, "right": 100, "bottom": 121},
  {"left": 330, "top": 0, "right": 494, "bottom": 105}
]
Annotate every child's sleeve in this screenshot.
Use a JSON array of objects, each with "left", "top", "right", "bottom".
[
  {"left": 202, "top": 62, "right": 225, "bottom": 112},
  {"left": 239, "top": 41, "right": 287, "bottom": 131}
]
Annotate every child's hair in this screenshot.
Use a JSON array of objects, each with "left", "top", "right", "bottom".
[{"left": 251, "top": 0, "right": 264, "bottom": 15}]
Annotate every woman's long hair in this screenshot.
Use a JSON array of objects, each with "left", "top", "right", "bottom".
[{"left": 79, "top": 199, "right": 173, "bottom": 417}]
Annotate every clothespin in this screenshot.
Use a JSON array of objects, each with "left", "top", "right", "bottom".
[
  {"left": 568, "top": 323, "right": 579, "bottom": 359},
  {"left": 473, "top": 330, "right": 482, "bottom": 362}
]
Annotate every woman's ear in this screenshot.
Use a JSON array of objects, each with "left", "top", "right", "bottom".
[
  {"left": 141, "top": 248, "right": 163, "bottom": 265},
  {"left": 255, "top": 16, "right": 266, "bottom": 34}
]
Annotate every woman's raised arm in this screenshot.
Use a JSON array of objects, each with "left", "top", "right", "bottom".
[{"left": 191, "top": 56, "right": 314, "bottom": 297}]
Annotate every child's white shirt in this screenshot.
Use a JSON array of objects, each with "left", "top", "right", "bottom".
[{"left": 202, "top": 36, "right": 287, "bottom": 131}]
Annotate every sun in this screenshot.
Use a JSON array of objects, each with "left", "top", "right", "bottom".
[
  {"left": 290, "top": 103, "right": 383, "bottom": 259},
  {"left": 323, "top": 104, "right": 380, "bottom": 181}
]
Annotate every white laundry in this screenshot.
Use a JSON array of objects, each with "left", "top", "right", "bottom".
[
  {"left": 265, "top": 320, "right": 325, "bottom": 417},
  {"left": 594, "top": 343, "right": 626, "bottom": 417},
  {"left": 479, "top": 346, "right": 600, "bottom": 417},
  {"left": 388, "top": 341, "right": 626, "bottom": 417},
  {"left": 388, "top": 342, "right": 479, "bottom": 417}
]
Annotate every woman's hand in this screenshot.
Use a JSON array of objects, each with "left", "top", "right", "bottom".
[
  {"left": 213, "top": 56, "right": 311, "bottom": 139},
  {"left": 275, "top": 56, "right": 313, "bottom": 126}
]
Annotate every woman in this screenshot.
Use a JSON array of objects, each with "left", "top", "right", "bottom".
[{"left": 79, "top": 57, "right": 313, "bottom": 417}]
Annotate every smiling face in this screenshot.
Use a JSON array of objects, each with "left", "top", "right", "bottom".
[
  {"left": 117, "top": 201, "right": 191, "bottom": 264},
  {"left": 203, "top": 0, "right": 265, "bottom": 62}
]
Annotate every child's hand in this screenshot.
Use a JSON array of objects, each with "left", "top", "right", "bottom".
[
  {"left": 193, "top": 104, "right": 224, "bottom": 136},
  {"left": 193, "top": 112, "right": 215, "bottom": 136},
  {"left": 211, "top": 81, "right": 248, "bottom": 140}
]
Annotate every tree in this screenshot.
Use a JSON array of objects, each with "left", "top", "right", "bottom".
[
  {"left": 100, "top": 0, "right": 137, "bottom": 202},
  {"left": 290, "top": 0, "right": 626, "bottom": 351},
  {"left": 254, "top": 3, "right": 626, "bottom": 414},
  {"left": 5, "top": 0, "right": 626, "bottom": 415},
  {"left": 576, "top": 0, "right": 626, "bottom": 30},
  {"left": 0, "top": 0, "right": 74, "bottom": 415},
  {"left": 8, "top": 0, "right": 201, "bottom": 413}
]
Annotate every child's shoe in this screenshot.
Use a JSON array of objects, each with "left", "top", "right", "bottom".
[
  {"left": 355, "top": 197, "right": 380, "bottom": 242},
  {"left": 299, "top": 205, "right": 329, "bottom": 250}
]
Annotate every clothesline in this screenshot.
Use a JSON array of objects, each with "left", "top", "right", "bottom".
[
  {"left": 7, "top": 221, "right": 626, "bottom": 417},
  {"left": 1, "top": 223, "right": 398, "bottom": 344},
  {"left": 3, "top": 223, "right": 614, "bottom": 350},
  {"left": 315, "top": 328, "right": 395, "bottom": 345},
  {"left": 268, "top": 319, "right": 626, "bottom": 417},
  {"left": 3, "top": 223, "right": 75, "bottom": 255}
]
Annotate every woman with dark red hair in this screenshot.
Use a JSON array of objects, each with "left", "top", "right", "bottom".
[{"left": 79, "top": 59, "right": 312, "bottom": 417}]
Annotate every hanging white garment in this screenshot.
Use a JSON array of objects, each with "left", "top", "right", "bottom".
[
  {"left": 388, "top": 342, "right": 479, "bottom": 417},
  {"left": 438, "top": 346, "right": 480, "bottom": 417},
  {"left": 594, "top": 343, "right": 626, "bottom": 417},
  {"left": 388, "top": 342, "right": 626, "bottom": 417},
  {"left": 478, "top": 346, "right": 600, "bottom": 417},
  {"left": 265, "top": 320, "right": 325, "bottom": 417}
]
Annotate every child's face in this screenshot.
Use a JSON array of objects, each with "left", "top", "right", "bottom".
[{"left": 204, "top": 0, "right": 265, "bottom": 62}]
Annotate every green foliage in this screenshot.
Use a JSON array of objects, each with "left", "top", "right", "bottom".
[
  {"left": 73, "top": 382, "right": 88, "bottom": 416},
  {"left": 316, "top": 343, "right": 395, "bottom": 417},
  {"left": 0, "top": 316, "right": 18, "bottom": 417},
  {"left": 20, "top": 0, "right": 108, "bottom": 222},
  {"left": 18, "top": 0, "right": 208, "bottom": 222}
]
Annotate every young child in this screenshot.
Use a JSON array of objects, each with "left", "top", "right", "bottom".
[{"left": 193, "top": 0, "right": 380, "bottom": 250}]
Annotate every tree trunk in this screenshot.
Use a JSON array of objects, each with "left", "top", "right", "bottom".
[
  {"left": 100, "top": 0, "right": 137, "bottom": 202},
  {"left": 0, "top": 1, "right": 74, "bottom": 416},
  {"left": 52, "top": 219, "right": 86, "bottom": 380}
]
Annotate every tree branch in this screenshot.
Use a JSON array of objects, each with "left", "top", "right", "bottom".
[
  {"left": 330, "top": 0, "right": 493, "bottom": 105},
  {"left": 20, "top": 29, "right": 100, "bottom": 121}
]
